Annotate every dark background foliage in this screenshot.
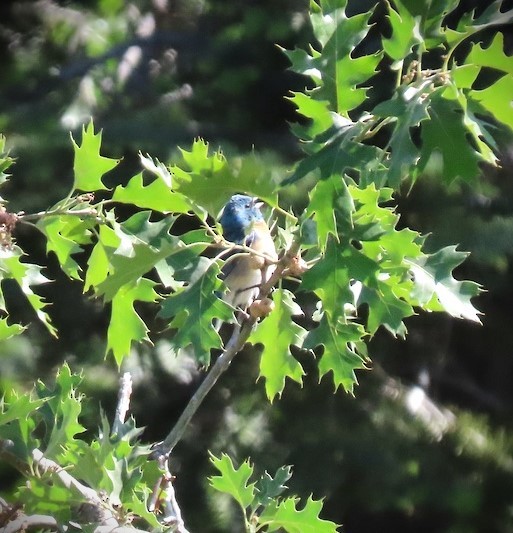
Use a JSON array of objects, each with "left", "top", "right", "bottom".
[{"left": 1, "top": 1, "right": 513, "bottom": 531}]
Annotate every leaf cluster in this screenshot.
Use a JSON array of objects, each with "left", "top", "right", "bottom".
[
  {"left": 209, "top": 453, "right": 339, "bottom": 532},
  {"left": 0, "top": 365, "right": 160, "bottom": 529}
]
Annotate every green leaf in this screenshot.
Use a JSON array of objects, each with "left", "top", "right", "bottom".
[
  {"left": 419, "top": 94, "right": 483, "bottom": 183},
  {"left": 287, "top": 92, "right": 333, "bottom": 139},
  {"left": 255, "top": 465, "right": 293, "bottom": 508},
  {"left": 288, "top": 121, "right": 385, "bottom": 184},
  {"left": 106, "top": 277, "right": 158, "bottom": 365},
  {"left": 0, "top": 388, "right": 45, "bottom": 428},
  {"left": 209, "top": 453, "right": 256, "bottom": 510},
  {"left": 158, "top": 263, "right": 234, "bottom": 365},
  {"left": 382, "top": 1, "right": 422, "bottom": 61},
  {"left": 171, "top": 139, "right": 280, "bottom": 216},
  {"left": 304, "top": 314, "right": 367, "bottom": 393},
  {"left": 0, "top": 245, "right": 56, "bottom": 336},
  {"left": 112, "top": 172, "right": 191, "bottom": 214},
  {"left": 38, "top": 364, "right": 85, "bottom": 460},
  {"left": 285, "top": 3, "right": 378, "bottom": 115},
  {"left": 373, "top": 84, "right": 433, "bottom": 186},
  {"left": 138, "top": 151, "right": 172, "bottom": 186},
  {"left": 408, "top": 246, "right": 482, "bottom": 323},
  {"left": 461, "top": 32, "right": 513, "bottom": 129},
  {"left": 37, "top": 215, "right": 90, "bottom": 280},
  {"left": 301, "top": 239, "right": 376, "bottom": 321},
  {"left": 305, "top": 174, "right": 353, "bottom": 250},
  {"left": 0, "top": 318, "right": 25, "bottom": 340},
  {"left": 71, "top": 120, "right": 119, "bottom": 192},
  {"left": 446, "top": 1, "right": 513, "bottom": 47},
  {"left": 249, "top": 288, "right": 307, "bottom": 402},
  {"left": 93, "top": 212, "right": 180, "bottom": 301},
  {"left": 359, "top": 276, "right": 414, "bottom": 337},
  {"left": 259, "top": 495, "right": 339, "bottom": 533},
  {"left": 393, "top": 0, "right": 459, "bottom": 47}
]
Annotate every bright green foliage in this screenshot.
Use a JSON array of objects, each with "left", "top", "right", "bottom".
[
  {"left": 209, "top": 453, "right": 256, "bottom": 509},
  {"left": 0, "top": 245, "right": 56, "bottom": 337},
  {"left": 0, "top": 0, "right": 512, "bottom": 530},
  {"left": 0, "top": 0, "right": 500, "bottom": 396},
  {"left": 288, "top": 0, "right": 513, "bottom": 186},
  {"left": 71, "top": 120, "right": 119, "bottom": 192},
  {"left": 259, "top": 496, "right": 339, "bottom": 533},
  {"left": 0, "top": 366, "right": 161, "bottom": 529},
  {"left": 249, "top": 288, "right": 307, "bottom": 401},
  {"left": 209, "top": 453, "right": 339, "bottom": 532},
  {"left": 171, "top": 139, "right": 280, "bottom": 216}
]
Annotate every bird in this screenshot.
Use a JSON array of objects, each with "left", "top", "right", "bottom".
[{"left": 218, "top": 194, "right": 278, "bottom": 310}]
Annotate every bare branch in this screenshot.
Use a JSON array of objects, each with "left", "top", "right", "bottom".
[
  {"left": 112, "top": 372, "right": 133, "bottom": 437},
  {"left": 2, "top": 514, "right": 58, "bottom": 533},
  {"left": 31, "top": 448, "right": 119, "bottom": 527}
]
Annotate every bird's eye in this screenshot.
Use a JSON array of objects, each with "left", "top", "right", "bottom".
[{"left": 245, "top": 203, "right": 251, "bottom": 209}]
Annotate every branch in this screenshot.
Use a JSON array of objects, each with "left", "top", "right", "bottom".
[
  {"left": 0, "top": 496, "right": 59, "bottom": 533},
  {"left": 17, "top": 208, "right": 102, "bottom": 223},
  {"left": 152, "top": 238, "right": 302, "bottom": 458},
  {"left": 112, "top": 372, "right": 133, "bottom": 437},
  {"left": 31, "top": 448, "right": 119, "bottom": 527}
]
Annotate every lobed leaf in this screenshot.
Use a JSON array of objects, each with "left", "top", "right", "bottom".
[
  {"left": 409, "top": 246, "right": 482, "bottom": 323},
  {"left": 106, "top": 278, "right": 159, "bottom": 366},
  {"left": 0, "top": 245, "right": 56, "bottom": 336},
  {"left": 71, "top": 120, "right": 119, "bottom": 192},
  {"left": 259, "top": 495, "right": 339, "bottom": 533},
  {"left": 249, "top": 288, "right": 307, "bottom": 402},
  {"left": 209, "top": 453, "right": 256, "bottom": 510},
  {"left": 112, "top": 171, "right": 191, "bottom": 214},
  {"left": 158, "top": 263, "right": 234, "bottom": 365},
  {"left": 171, "top": 139, "right": 279, "bottom": 217}
]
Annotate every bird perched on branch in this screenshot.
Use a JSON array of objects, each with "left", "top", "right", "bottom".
[{"left": 219, "top": 194, "right": 277, "bottom": 311}]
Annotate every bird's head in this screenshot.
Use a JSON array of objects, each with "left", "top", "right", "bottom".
[{"left": 219, "top": 194, "right": 264, "bottom": 243}]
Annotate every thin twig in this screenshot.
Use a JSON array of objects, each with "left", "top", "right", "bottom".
[
  {"left": 17, "top": 208, "right": 101, "bottom": 222},
  {"left": 155, "top": 456, "right": 190, "bottom": 533}
]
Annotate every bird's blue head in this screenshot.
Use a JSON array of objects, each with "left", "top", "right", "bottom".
[{"left": 219, "top": 194, "right": 264, "bottom": 244}]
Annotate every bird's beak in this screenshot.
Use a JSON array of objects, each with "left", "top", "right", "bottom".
[{"left": 253, "top": 198, "right": 264, "bottom": 209}]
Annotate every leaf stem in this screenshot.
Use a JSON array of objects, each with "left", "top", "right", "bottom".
[{"left": 18, "top": 207, "right": 102, "bottom": 223}]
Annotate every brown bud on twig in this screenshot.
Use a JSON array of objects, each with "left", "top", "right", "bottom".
[{"left": 249, "top": 298, "right": 275, "bottom": 319}]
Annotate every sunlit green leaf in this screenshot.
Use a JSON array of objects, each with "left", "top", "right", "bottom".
[
  {"left": 259, "top": 495, "right": 339, "bottom": 533},
  {"left": 408, "top": 246, "right": 482, "bottom": 323},
  {"left": 38, "top": 215, "right": 92, "bottom": 280},
  {"left": 172, "top": 139, "right": 280, "bottom": 216},
  {"left": 112, "top": 172, "right": 191, "bottom": 214},
  {"left": 249, "top": 288, "right": 307, "bottom": 401},
  {"left": 305, "top": 173, "right": 353, "bottom": 250},
  {"left": 0, "top": 245, "right": 56, "bottom": 336},
  {"left": 209, "top": 453, "right": 256, "bottom": 510},
  {"left": 382, "top": 1, "right": 422, "bottom": 61},
  {"left": 106, "top": 277, "right": 158, "bottom": 365},
  {"left": 0, "top": 318, "right": 25, "bottom": 340},
  {"left": 71, "top": 120, "right": 119, "bottom": 192}
]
